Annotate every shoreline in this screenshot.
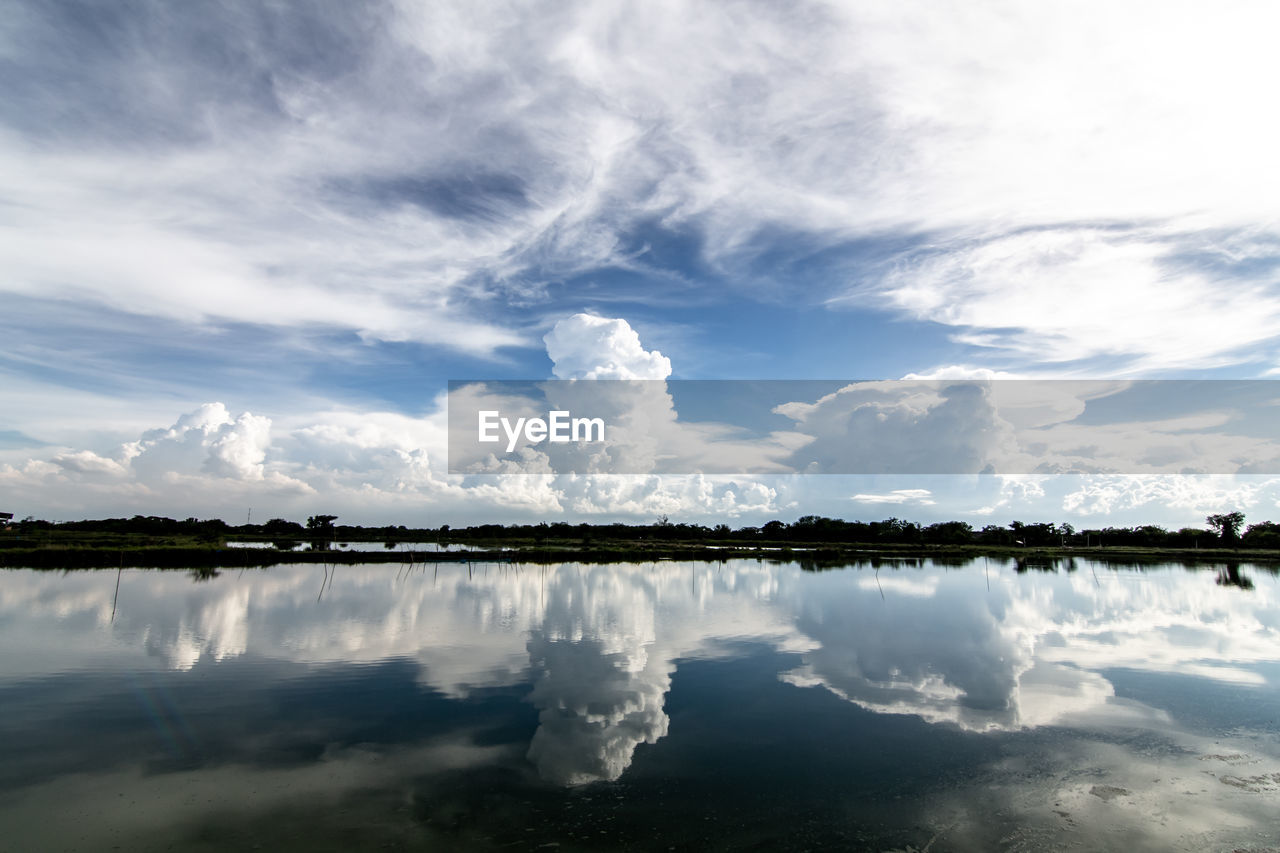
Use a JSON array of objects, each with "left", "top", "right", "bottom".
[{"left": 3, "top": 541, "right": 1278, "bottom": 570}]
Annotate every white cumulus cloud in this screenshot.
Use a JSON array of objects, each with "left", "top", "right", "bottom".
[{"left": 544, "top": 314, "right": 673, "bottom": 380}]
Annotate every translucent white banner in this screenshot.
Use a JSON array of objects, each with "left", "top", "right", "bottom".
[{"left": 447, "top": 380, "right": 1280, "bottom": 475}]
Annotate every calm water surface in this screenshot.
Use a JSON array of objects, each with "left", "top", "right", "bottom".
[
  {"left": 225, "top": 541, "right": 500, "bottom": 552},
  {"left": 1, "top": 558, "right": 1278, "bottom": 851}
]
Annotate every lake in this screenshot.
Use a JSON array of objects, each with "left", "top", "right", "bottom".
[
  {"left": 225, "top": 541, "right": 505, "bottom": 552},
  {"left": 1, "top": 558, "right": 1277, "bottom": 851}
]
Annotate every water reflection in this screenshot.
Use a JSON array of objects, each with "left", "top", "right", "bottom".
[
  {"left": 523, "top": 568, "right": 670, "bottom": 784},
  {"left": 225, "top": 540, "right": 503, "bottom": 552},
  {"left": 0, "top": 558, "right": 1277, "bottom": 849},
  {"left": 3, "top": 561, "right": 1277, "bottom": 725},
  {"left": 1217, "top": 561, "right": 1256, "bottom": 590}
]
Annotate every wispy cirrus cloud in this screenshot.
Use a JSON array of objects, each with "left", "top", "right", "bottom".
[
  {"left": 871, "top": 227, "right": 1280, "bottom": 372},
  {"left": 5, "top": 0, "right": 1278, "bottom": 375}
]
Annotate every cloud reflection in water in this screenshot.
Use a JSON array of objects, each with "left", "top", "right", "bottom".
[{"left": 0, "top": 558, "right": 1276, "bottom": 786}]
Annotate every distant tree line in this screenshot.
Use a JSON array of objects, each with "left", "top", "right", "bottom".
[{"left": 7, "top": 511, "right": 1280, "bottom": 550}]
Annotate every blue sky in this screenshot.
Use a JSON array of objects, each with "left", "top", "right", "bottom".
[{"left": 3, "top": 0, "right": 1280, "bottom": 527}]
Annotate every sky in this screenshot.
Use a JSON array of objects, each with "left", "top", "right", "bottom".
[{"left": 3, "top": 0, "right": 1280, "bottom": 528}]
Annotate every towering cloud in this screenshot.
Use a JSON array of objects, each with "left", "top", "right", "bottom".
[{"left": 544, "top": 314, "right": 673, "bottom": 380}]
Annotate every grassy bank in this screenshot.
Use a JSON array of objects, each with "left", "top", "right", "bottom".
[{"left": 2, "top": 538, "right": 1278, "bottom": 570}]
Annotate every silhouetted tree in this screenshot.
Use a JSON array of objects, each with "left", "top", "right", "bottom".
[
  {"left": 1243, "top": 521, "right": 1280, "bottom": 548},
  {"left": 923, "top": 521, "right": 973, "bottom": 544},
  {"left": 306, "top": 515, "right": 338, "bottom": 533},
  {"left": 1206, "top": 511, "right": 1245, "bottom": 543},
  {"left": 761, "top": 520, "right": 786, "bottom": 538},
  {"left": 306, "top": 514, "right": 338, "bottom": 551},
  {"left": 263, "top": 518, "right": 304, "bottom": 537}
]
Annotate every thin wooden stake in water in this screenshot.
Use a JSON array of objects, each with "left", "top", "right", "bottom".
[{"left": 111, "top": 565, "right": 122, "bottom": 623}]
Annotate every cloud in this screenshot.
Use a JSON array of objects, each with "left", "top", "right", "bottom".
[
  {"left": 963, "top": 474, "right": 1051, "bottom": 518},
  {"left": 282, "top": 407, "right": 450, "bottom": 493},
  {"left": 1061, "top": 475, "right": 1278, "bottom": 516},
  {"left": 50, "top": 450, "right": 128, "bottom": 478},
  {"left": 205, "top": 413, "right": 273, "bottom": 480},
  {"left": 3, "top": 398, "right": 786, "bottom": 523},
  {"left": 555, "top": 472, "right": 778, "bottom": 518},
  {"left": 776, "top": 381, "right": 1018, "bottom": 474},
  {"left": 850, "top": 488, "right": 934, "bottom": 505},
  {"left": 455, "top": 315, "right": 802, "bottom": 480},
  {"left": 1, "top": 312, "right": 791, "bottom": 521},
  {"left": 3, "top": 0, "right": 1277, "bottom": 379},
  {"left": 770, "top": 379, "right": 1280, "bottom": 476},
  {"left": 875, "top": 227, "right": 1280, "bottom": 371},
  {"left": 123, "top": 403, "right": 273, "bottom": 482},
  {"left": 3, "top": 0, "right": 1278, "bottom": 535},
  {"left": 9, "top": 376, "right": 1280, "bottom": 525},
  {"left": 900, "top": 367, "right": 1027, "bottom": 381},
  {"left": 544, "top": 314, "right": 672, "bottom": 380}
]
